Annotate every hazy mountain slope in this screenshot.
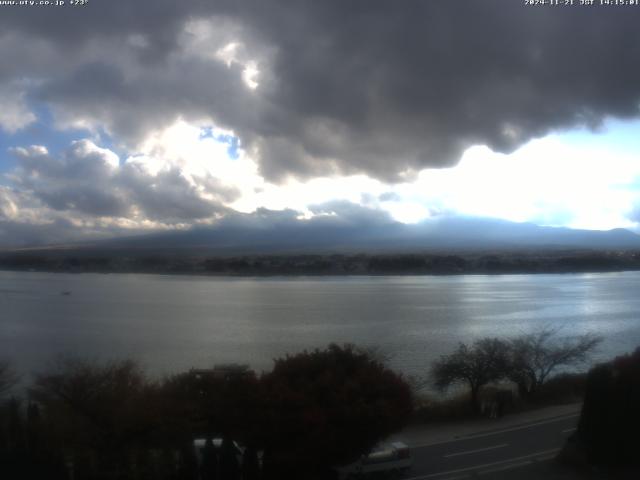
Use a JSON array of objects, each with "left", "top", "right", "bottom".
[{"left": 88, "top": 215, "right": 640, "bottom": 254}]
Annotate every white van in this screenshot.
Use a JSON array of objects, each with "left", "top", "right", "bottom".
[{"left": 336, "top": 442, "right": 412, "bottom": 479}]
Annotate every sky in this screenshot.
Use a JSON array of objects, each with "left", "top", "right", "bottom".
[{"left": 1, "top": 0, "right": 640, "bottom": 247}]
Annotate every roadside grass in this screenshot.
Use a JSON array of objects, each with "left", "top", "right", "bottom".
[
  {"left": 411, "top": 391, "right": 476, "bottom": 424},
  {"left": 411, "top": 373, "right": 586, "bottom": 425},
  {"left": 526, "top": 373, "right": 586, "bottom": 407}
]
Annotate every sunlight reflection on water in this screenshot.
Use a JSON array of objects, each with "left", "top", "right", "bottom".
[{"left": 1, "top": 271, "right": 639, "bottom": 380}]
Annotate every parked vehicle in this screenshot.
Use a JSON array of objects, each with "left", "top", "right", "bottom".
[{"left": 336, "top": 442, "right": 412, "bottom": 479}]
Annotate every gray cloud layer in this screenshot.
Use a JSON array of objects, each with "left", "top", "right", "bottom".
[
  {"left": 6, "top": 140, "right": 232, "bottom": 228},
  {"left": 2, "top": 1, "right": 639, "bottom": 182}
]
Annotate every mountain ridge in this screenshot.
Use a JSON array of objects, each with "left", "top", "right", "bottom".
[
  {"left": 75, "top": 214, "right": 640, "bottom": 255},
  {"left": 3, "top": 215, "right": 640, "bottom": 255}
]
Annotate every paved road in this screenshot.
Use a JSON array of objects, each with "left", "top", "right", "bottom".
[{"left": 405, "top": 413, "right": 579, "bottom": 479}]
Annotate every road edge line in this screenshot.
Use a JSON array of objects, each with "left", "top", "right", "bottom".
[{"left": 405, "top": 448, "right": 561, "bottom": 480}]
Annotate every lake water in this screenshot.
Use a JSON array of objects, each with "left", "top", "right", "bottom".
[{"left": 1, "top": 270, "right": 640, "bottom": 381}]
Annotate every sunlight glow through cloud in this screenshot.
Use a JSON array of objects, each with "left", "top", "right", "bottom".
[
  {"left": 3, "top": 116, "right": 640, "bottom": 246},
  {"left": 128, "top": 119, "right": 640, "bottom": 232},
  {"left": 410, "top": 133, "right": 640, "bottom": 231}
]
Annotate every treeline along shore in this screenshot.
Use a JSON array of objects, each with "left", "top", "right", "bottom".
[{"left": 2, "top": 249, "right": 640, "bottom": 276}]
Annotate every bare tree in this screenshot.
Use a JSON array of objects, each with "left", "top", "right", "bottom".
[
  {"left": 431, "top": 338, "right": 509, "bottom": 412},
  {"left": 506, "top": 327, "right": 602, "bottom": 397},
  {"left": 0, "top": 360, "right": 18, "bottom": 398}
]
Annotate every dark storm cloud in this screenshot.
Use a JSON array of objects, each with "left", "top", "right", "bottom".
[
  {"left": 36, "top": 58, "right": 260, "bottom": 147},
  {"left": 228, "top": 0, "right": 640, "bottom": 179},
  {"left": 2, "top": 1, "right": 640, "bottom": 181},
  {"left": 0, "top": 0, "right": 209, "bottom": 59}
]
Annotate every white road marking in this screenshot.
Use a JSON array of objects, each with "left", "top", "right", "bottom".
[
  {"left": 443, "top": 443, "right": 508, "bottom": 458},
  {"left": 562, "top": 427, "right": 576, "bottom": 433},
  {"left": 411, "top": 413, "right": 579, "bottom": 448},
  {"left": 404, "top": 448, "right": 561, "bottom": 480},
  {"left": 479, "top": 459, "right": 540, "bottom": 476}
]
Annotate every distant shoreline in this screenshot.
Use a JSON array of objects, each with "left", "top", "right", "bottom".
[{"left": 2, "top": 250, "right": 640, "bottom": 277}]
